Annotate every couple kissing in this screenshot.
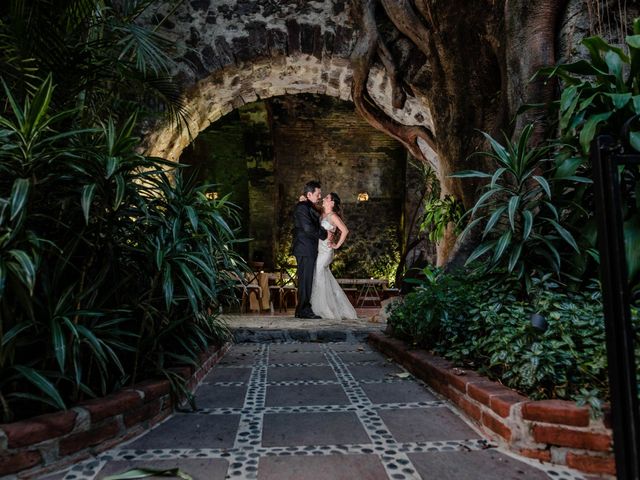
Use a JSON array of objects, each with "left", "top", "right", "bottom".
[{"left": 292, "top": 180, "right": 358, "bottom": 320}]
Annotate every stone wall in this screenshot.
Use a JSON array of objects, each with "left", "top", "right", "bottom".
[{"left": 180, "top": 93, "right": 409, "bottom": 277}]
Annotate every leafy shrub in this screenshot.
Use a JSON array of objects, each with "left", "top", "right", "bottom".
[
  {"left": 388, "top": 269, "right": 639, "bottom": 403},
  {"left": 453, "top": 124, "right": 590, "bottom": 293},
  {"left": 0, "top": 78, "right": 244, "bottom": 422}
]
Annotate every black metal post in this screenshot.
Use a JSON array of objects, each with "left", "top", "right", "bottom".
[{"left": 591, "top": 135, "right": 640, "bottom": 480}]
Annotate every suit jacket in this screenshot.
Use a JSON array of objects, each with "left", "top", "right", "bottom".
[{"left": 292, "top": 200, "right": 328, "bottom": 257}]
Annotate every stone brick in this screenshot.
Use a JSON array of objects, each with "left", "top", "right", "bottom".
[
  {"left": 58, "top": 419, "right": 120, "bottom": 455},
  {"left": 135, "top": 379, "right": 171, "bottom": 402},
  {"left": 531, "top": 425, "right": 612, "bottom": 452},
  {"left": 467, "top": 382, "right": 512, "bottom": 407},
  {"left": 123, "top": 399, "right": 163, "bottom": 428},
  {"left": 333, "top": 25, "right": 353, "bottom": 57},
  {"left": 285, "top": 19, "right": 300, "bottom": 53},
  {"left": 490, "top": 394, "right": 527, "bottom": 418},
  {"left": 566, "top": 452, "right": 616, "bottom": 475},
  {"left": 214, "top": 36, "right": 235, "bottom": 67},
  {"left": 79, "top": 391, "right": 143, "bottom": 422},
  {"left": 267, "top": 29, "right": 288, "bottom": 56},
  {"left": 2, "top": 410, "right": 77, "bottom": 448},
  {"left": 481, "top": 411, "right": 511, "bottom": 441},
  {"left": 522, "top": 400, "right": 590, "bottom": 427},
  {"left": 518, "top": 448, "right": 552, "bottom": 462},
  {"left": 0, "top": 450, "right": 42, "bottom": 476}
]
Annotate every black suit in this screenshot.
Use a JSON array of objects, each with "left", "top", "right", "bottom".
[{"left": 292, "top": 200, "right": 327, "bottom": 317}]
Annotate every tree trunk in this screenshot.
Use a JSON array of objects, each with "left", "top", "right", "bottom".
[{"left": 350, "top": 0, "right": 569, "bottom": 267}]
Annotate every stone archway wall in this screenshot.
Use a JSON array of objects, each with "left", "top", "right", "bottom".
[{"left": 141, "top": 0, "right": 435, "bottom": 166}]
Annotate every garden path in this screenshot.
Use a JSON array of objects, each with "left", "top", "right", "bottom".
[{"left": 46, "top": 340, "right": 592, "bottom": 480}]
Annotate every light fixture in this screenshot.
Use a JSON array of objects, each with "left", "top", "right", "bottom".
[
  {"left": 357, "top": 192, "right": 369, "bottom": 202},
  {"left": 206, "top": 191, "right": 219, "bottom": 200},
  {"left": 530, "top": 313, "right": 548, "bottom": 332}
]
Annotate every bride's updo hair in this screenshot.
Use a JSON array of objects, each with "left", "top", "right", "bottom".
[{"left": 330, "top": 192, "right": 342, "bottom": 216}]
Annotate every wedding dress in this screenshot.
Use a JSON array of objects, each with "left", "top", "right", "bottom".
[{"left": 310, "top": 215, "right": 358, "bottom": 320}]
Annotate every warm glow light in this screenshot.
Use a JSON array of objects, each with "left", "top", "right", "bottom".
[
  {"left": 357, "top": 192, "right": 369, "bottom": 202},
  {"left": 206, "top": 191, "right": 219, "bottom": 200}
]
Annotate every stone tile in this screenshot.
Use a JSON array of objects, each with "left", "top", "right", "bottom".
[
  {"left": 97, "top": 459, "right": 228, "bottom": 480},
  {"left": 39, "top": 471, "right": 67, "bottom": 480},
  {"left": 268, "top": 351, "right": 328, "bottom": 364},
  {"left": 204, "top": 367, "right": 252, "bottom": 383},
  {"left": 379, "top": 407, "right": 480, "bottom": 442},
  {"left": 329, "top": 343, "right": 372, "bottom": 352},
  {"left": 268, "top": 366, "right": 336, "bottom": 382},
  {"left": 219, "top": 351, "right": 257, "bottom": 366},
  {"left": 338, "top": 351, "right": 386, "bottom": 363},
  {"left": 262, "top": 412, "right": 370, "bottom": 446},
  {"left": 347, "top": 363, "right": 404, "bottom": 381},
  {"left": 266, "top": 384, "right": 349, "bottom": 406},
  {"left": 258, "top": 454, "right": 387, "bottom": 480},
  {"left": 408, "top": 450, "right": 549, "bottom": 480},
  {"left": 361, "top": 381, "right": 437, "bottom": 404},
  {"left": 229, "top": 344, "right": 262, "bottom": 353},
  {"left": 269, "top": 343, "right": 324, "bottom": 353},
  {"left": 127, "top": 414, "right": 239, "bottom": 449},
  {"left": 194, "top": 384, "right": 247, "bottom": 408}
]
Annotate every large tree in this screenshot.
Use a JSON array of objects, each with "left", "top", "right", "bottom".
[{"left": 350, "top": 0, "right": 569, "bottom": 265}]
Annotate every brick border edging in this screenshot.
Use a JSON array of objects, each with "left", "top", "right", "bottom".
[
  {"left": 0, "top": 342, "right": 231, "bottom": 478},
  {"left": 368, "top": 332, "right": 615, "bottom": 477}
]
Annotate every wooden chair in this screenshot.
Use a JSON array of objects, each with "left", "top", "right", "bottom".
[
  {"left": 228, "top": 271, "right": 263, "bottom": 314},
  {"left": 269, "top": 267, "right": 298, "bottom": 312}
]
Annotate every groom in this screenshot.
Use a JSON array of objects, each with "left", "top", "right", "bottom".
[{"left": 292, "top": 180, "right": 328, "bottom": 319}]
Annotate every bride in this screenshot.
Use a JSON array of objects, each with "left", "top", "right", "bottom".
[{"left": 310, "top": 192, "right": 358, "bottom": 320}]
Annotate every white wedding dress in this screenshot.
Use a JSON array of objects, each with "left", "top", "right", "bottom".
[{"left": 310, "top": 215, "right": 358, "bottom": 320}]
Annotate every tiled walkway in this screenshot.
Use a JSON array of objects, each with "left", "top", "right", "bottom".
[{"left": 54, "top": 342, "right": 589, "bottom": 480}]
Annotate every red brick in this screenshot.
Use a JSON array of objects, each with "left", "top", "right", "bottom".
[
  {"left": 444, "top": 369, "right": 485, "bottom": 394},
  {"left": 168, "top": 366, "right": 192, "bottom": 380},
  {"left": 58, "top": 419, "right": 120, "bottom": 455},
  {"left": 79, "top": 391, "right": 143, "bottom": 422},
  {"left": 1, "top": 410, "right": 77, "bottom": 448},
  {"left": 468, "top": 382, "right": 512, "bottom": 407},
  {"left": 602, "top": 403, "right": 612, "bottom": 429},
  {"left": 566, "top": 452, "right": 616, "bottom": 475},
  {"left": 0, "top": 450, "right": 42, "bottom": 476},
  {"left": 522, "top": 400, "right": 590, "bottom": 427},
  {"left": 134, "top": 380, "right": 171, "bottom": 402},
  {"left": 447, "top": 387, "right": 482, "bottom": 422},
  {"left": 481, "top": 411, "right": 512, "bottom": 440},
  {"left": 531, "top": 425, "right": 612, "bottom": 452},
  {"left": 123, "top": 399, "right": 162, "bottom": 428},
  {"left": 518, "top": 448, "right": 551, "bottom": 462},
  {"left": 490, "top": 394, "right": 527, "bottom": 418}
]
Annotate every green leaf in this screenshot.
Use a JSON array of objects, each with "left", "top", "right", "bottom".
[
  {"left": 532, "top": 176, "right": 551, "bottom": 199},
  {"left": 630, "top": 131, "right": 640, "bottom": 152},
  {"left": 605, "top": 92, "right": 632, "bottom": 109},
  {"left": 114, "top": 175, "right": 126, "bottom": 210},
  {"left": 81, "top": 184, "right": 97, "bottom": 225},
  {"left": 465, "top": 242, "right": 495, "bottom": 266},
  {"left": 493, "top": 230, "right": 512, "bottom": 263},
  {"left": 51, "top": 319, "right": 66, "bottom": 372},
  {"left": 483, "top": 206, "right": 506, "bottom": 238},
  {"left": 8, "top": 249, "right": 36, "bottom": 292},
  {"left": 185, "top": 206, "right": 198, "bottom": 231},
  {"left": 579, "top": 112, "right": 613, "bottom": 154},
  {"left": 627, "top": 34, "right": 640, "bottom": 49},
  {"left": 522, "top": 210, "right": 533, "bottom": 240},
  {"left": 548, "top": 219, "right": 580, "bottom": 252},
  {"left": 450, "top": 170, "right": 492, "bottom": 178},
  {"left": 10, "top": 178, "right": 30, "bottom": 221},
  {"left": 508, "top": 195, "right": 520, "bottom": 231},
  {"left": 13, "top": 366, "right": 66, "bottom": 410},
  {"left": 508, "top": 242, "right": 523, "bottom": 272}
]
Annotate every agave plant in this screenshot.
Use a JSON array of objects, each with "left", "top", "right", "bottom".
[{"left": 453, "top": 124, "right": 590, "bottom": 293}]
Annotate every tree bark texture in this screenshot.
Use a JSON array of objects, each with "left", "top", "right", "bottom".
[{"left": 350, "top": 0, "right": 569, "bottom": 267}]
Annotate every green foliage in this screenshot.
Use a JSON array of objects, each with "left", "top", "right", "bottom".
[
  {"left": 419, "top": 194, "right": 464, "bottom": 242},
  {"left": 0, "top": 77, "right": 242, "bottom": 422},
  {"left": 453, "top": 124, "right": 589, "bottom": 292},
  {"left": 540, "top": 24, "right": 640, "bottom": 294},
  {"left": 388, "top": 270, "right": 638, "bottom": 403}
]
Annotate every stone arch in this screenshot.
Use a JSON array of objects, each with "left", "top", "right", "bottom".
[{"left": 141, "top": 1, "right": 436, "bottom": 169}]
